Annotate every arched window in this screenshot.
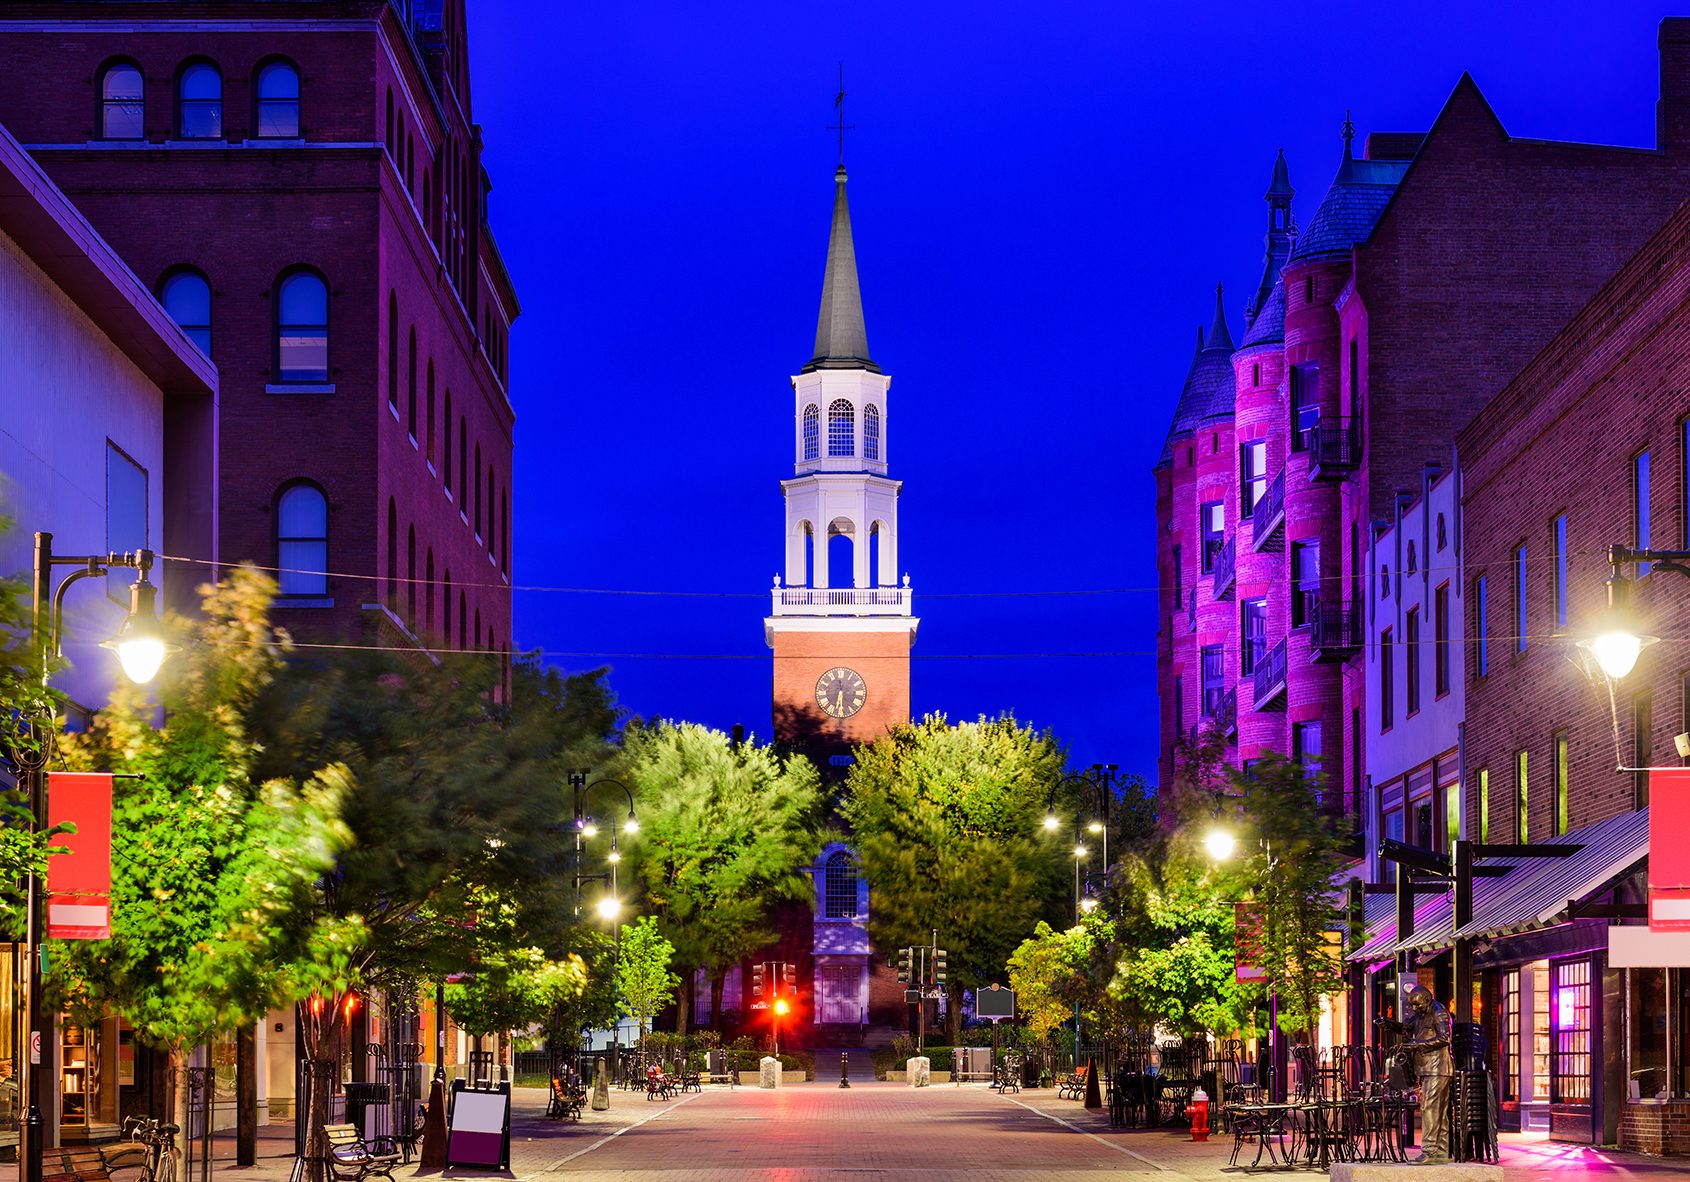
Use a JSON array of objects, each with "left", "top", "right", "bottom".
[
  {"left": 276, "top": 482, "right": 327, "bottom": 597},
  {"left": 801, "top": 403, "right": 819, "bottom": 461},
  {"left": 444, "top": 390, "right": 454, "bottom": 487},
  {"left": 827, "top": 399, "right": 854, "bottom": 457},
  {"left": 864, "top": 403, "right": 881, "bottom": 461},
  {"left": 406, "top": 525, "right": 417, "bottom": 620},
  {"left": 425, "top": 548, "right": 435, "bottom": 633},
  {"left": 176, "top": 61, "right": 222, "bottom": 139},
  {"left": 824, "top": 850, "right": 858, "bottom": 919},
  {"left": 443, "top": 569, "right": 453, "bottom": 638},
  {"left": 1407, "top": 542, "right": 1417, "bottom": 575},
  {"left": 426, "top": 363, "right": 436, "bottom": 466},
  {"left": 501, "top": 491, "right": 509, "bottom": 574},
  {"left": 474, "top": 608, "right": 481, "bottom": 651},
  {"left": 474, "top": 443, "right": 482, "bottom": 535},
  {"left": 99, "top": 61, "right": 144, "bottom": 140},
  {"left": 458, "top": 591, "right": 467, "bottom": 649},
  {"left": 386, "top": 498, "right": 398, "bottom": 608},
  {"left": 276, "top": 269, "right": 328, "bottom": 382},
  {"left": 159, "top": 268, "right": 211, "bottom": 355},
  {"left": 487, "top": 466, "right": 495, "bottom": 556},
  {"left": 458, "top": 419, "right": 467, "bottom": 503},
  {"left": 386, "top": 292, "right": 398, "bottom": 408},
  {"left": 384, "top": 88, "right": 393, "bottom": 152},
  {"left": 254, "top": 60, "right": 300, "bottom": 138},
  {"left": 406, "top": 327, "right": 417, "bottom": 438}
]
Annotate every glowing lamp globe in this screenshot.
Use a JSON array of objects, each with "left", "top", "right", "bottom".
[
  {"left": 1204, "top": 827, "right": 1237, "bottom": 863},
  {"left": 595, "top": 895, "right": 622, "bottom": 921},
  {"left": 1581, "top": 628, "right": 1655, "bottom": 681}
]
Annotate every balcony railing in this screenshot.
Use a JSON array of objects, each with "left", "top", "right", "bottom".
[
  {"left": 1309, "top": 600, "right": 1363, "bottom": 662},
  {"left": 1308, "top": 418, "right": 1360, "bottom": 482},
  {"left": 1187, "top": 587, "right": 1196, "bottom": 632},
  {"left": 1252, "top": 636, "right": 1288, "bottom": 708},
  {"left": 1250, "top": 470, "right": 1285, "bottom": 548},
  {"left": 1212, "top": 535, "right": 1236, "bottom": 598},
  {"left": 1219, "top": 686, "right": 1237, "bottom": 737},
  {"left": 771, "top": 586, "right": 913, "bottom": 616}
]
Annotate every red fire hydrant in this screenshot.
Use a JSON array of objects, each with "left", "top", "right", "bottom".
[{"left": 1184, "top": 1086, "right": 1210, "bottom": 1142}]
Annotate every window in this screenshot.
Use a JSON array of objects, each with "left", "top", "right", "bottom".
[
  {"left": 1629, "top": 968, "right": 1669, "bottom": 1101},
  {"left": 1683, "top": 418, "right": 1690, "bottom": 548},
  {"left": 387, "top": 292, "right": 398, "bottom": 409},
  {"left": 1292, "top": 539, "right": 1320, "bottom": 627},
  {"left": 1434, "top": 583, "right": 1451, "bottom": 697},
  {"left": 1381, "top": 565, "right": 1389, "bottom": 598},
  {"left": 1514, "top": 544, "right": 1528, "bottom": 652},
  {"left": 1554, "top": 731, "right": 1570, "bottom": 836},
  {"left": 276, "top": 482, "right": 327, "bottom": 597},
  {"left": 474, "top": 443, "right": 482, "bottom": 535},
  {"left": 1478, "top": 769, "right": 1489, "bottom": 843},
  {"left": 254, "top": 60, "right": 300, "bottom": 137},
  {"left": 426, "top": 363, "right": 436, "bottom": 466},
  {"left": 1437, "top": 514, "right": 1447, "bottom": 550},
  {"left": 160, "top": 268, "right": 211, "bottom": 356},
  {"left": 99, "top": 61, "right": 144, "bottom": 140},
  {"left": 824, "top": 850, "right": 858, "bottom": 919},
  {"left": 1241, "top": 440, "right": 1267, "bottom": 515},
  {"left": 1171, "top": 544, "right": 1182, "bottom": 604},
  {"left": 1200, "top": 502, "right": 1224, "bottom": 572},
  {"left": 864, "top": 404, "right": 881, "bottom": 461},
  {"left": 1406, "top": 608, "right": 1421, "bottom": 715},
  {"left": 1636, "top": 449, "right": 1653, "bottom": 575},
  {"left": 443, "top": 570, "right": 452, "bottom": 637},
  {"left": 1445, "top": 777, "right": 1460, "bottom": 849},
  {"left": 1552, "top": 513, "right": 1568, "bottom": 630},
  {"left": 1552, "top": 960, "right": 1592, "bottom": 1105},
  {"left": 1501, "top": 969, "right": 1520, "bottom": 1102},
  {"left": 425, "top": 549, "right": 435, "bottom": 631},
  {"left": 1380, "top": 628, "right": 1394, "bottom": 731},
  {"left": 827, "top": 399, "right": 854, "bottom": 457},
  {"left": 1304, "top": 275, "right": 1315, "bottom": 304},
  {"left": 1407, "top": 542, "right": 1416, "bottom": 575},
  {"left": 276, "top": 269, "right": 328, "bottom": 382},
  {"left": 386, "top": 499, "right": 398, "bottom": 608},
  {"left": 1242, "top": 598, "right": 1266, "bottom": 675},
  {"left": 105, "top": 443, "right": 147, "bottom": 603},
  {"left": 406, "top": 328, "right": 417, "bottom": 438},
  {"left": 1252, "top": 361, "right": 1260, "bottom": 385},
  {"left": 801, "top": 402, "right": 818, "bottom": 461},
  {"left": 1636, "top": 693, "right": 1653, "bottom": 809},
  {"left": 176, "top": 61, "right": 222, "bottom": 139},
  {"left": 1348, "top": 337, "right": 1360, "bottom": 418},
  {"left": 1290, "top": 363, "right": 1319, "bottom": 450},
  {"left": 1515, "top": 749, "right": 1529, "bottom": 844},
  {"left": 1413, "top": 797, "right": 1434, "bottom": 848},
  {"left": 458, "top": 418, "right": 467, "bottom": 503},
  {"left": 1293, "top": 720, "right": 1322, "bottom": 779},
  {"left": 1383, "top": 805, "right": 1404, "bottom": 879},
  {"left": 1172, "top": 674, "right": 1183, "bottom": 737},
  {"left": 406, "top": 526, "right": 417, "bottom": 620},
  {"left": 1201, "top": 644, "right": 1224, "bottom": 717},
  {"left": 1476, "top": 575, "right": 1489, "bottom": 676}
]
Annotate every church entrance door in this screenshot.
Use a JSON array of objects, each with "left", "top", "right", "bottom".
[{"left": 818, "top": 964, "right": 859, "bottom": 1025}]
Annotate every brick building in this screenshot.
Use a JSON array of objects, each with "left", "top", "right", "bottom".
[
  {"left": 1156, "top": 20, "right": 1690, "bottom": 834},
  {"left": 0, "top": 0, "right": 517, "bottom": 661}
]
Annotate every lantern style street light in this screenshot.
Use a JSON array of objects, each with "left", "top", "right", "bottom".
[
  {"left": 1577, "top": 545, "right": 1682, "bottom": 679},
  {"left": 568, "top": 771, "right": 638, "bottom": 1082},
  {"left": 17, "top": 533, "right": 176, "bottom": 1182}
]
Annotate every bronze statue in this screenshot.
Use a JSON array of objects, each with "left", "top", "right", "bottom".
[{"left": 1387, "top": 985, "right": 1453, "bottom": 1164}]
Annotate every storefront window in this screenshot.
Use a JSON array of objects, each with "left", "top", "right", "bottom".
[
  {"left": 1630, "top": 968, "right": 1669, "bottom": 1099},
  {"left": 1502, "top": 969, "right": 1519, "bottom": 1102},
  {"left": 1552, "top": 959, "right": 1592, "bottom": 1104},
  {"left": 1532, "top": 961, "right": 1551, "bottom": 1101},
  {"left": 1678, "top": 968, "right": 1690, "bottom": 1099}
]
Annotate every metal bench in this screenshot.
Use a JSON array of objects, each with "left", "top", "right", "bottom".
[
  {"left": 1057, "top": 1063, "right": 1090, "bottom": 1100},
  {"left": 323, "top": 1122, "right": 401, "bottom": 1182}
]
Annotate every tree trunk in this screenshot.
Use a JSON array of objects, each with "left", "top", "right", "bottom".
[
  {"left": 673, "top": 974, "right": 690, "bottom": 1033},
  {"left": 236, "top": 1026, "right": 257, "bottom": 1167},
  {"left": 709, "top": 972, "right": 726, "bottom": 1028},
  {"left": 169, "top": 1047, "right": 190, "bottom": 1175},
  {"left": 945, "top": 980, "right": 963, "bottom": 1047}
]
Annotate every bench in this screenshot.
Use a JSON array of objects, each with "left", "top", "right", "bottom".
[
  {"left": 644, "top": 1066, "right": 676, "bottom": 1101},
  {"left": 546, "top": 1075, "right": 585, "bottom": 1120},
  {"left": 324, "top": 1123, "right": 401, "bottom": 1182},
  {"left": 44, "top": 1147, "right": 111, "bottom": 1182},
  {"left": 1057, "top": 1063, "right": 1090, "bottom": 1101}
]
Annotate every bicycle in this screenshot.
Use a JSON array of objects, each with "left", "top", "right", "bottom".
[{"left": 103, "top": 1116, "right": 179, "bottom": 1182}]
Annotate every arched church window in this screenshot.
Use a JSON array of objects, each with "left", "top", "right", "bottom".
[
  {"left": 824, "top": 850, "right": 858, "bottom": 919},
  {"left": 802, "top": 403, "right": 819, "bottom": 461},
  {"left": 828, "top": 399, "right": 854, "bottom": 457},
  {"left": 864, "top": 403, "right": 881, "bottom": 461}
]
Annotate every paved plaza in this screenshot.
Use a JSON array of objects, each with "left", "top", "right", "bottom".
[{"left": 161, "top": 1084, "right": 1690, "bottom": 1182}]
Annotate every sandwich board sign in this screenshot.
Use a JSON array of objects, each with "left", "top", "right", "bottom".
[{"left": 445, "top": 1079, "right": 510, "bottom": 1170}]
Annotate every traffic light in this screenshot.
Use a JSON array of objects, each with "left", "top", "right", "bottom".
[
  {"left": 751, "top": 962, "right": 766, "bottom": 999},
  {"left": 933, "top": 948, "right": 949, "bottom": 985},
  {"left": 896, "top": 948, "right": 912, "bottom": 983},
  {"left": 781, "top": 962, "right": 797, "bottom": 994}
]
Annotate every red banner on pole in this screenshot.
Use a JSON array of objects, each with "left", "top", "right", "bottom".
[
  {"left": 46, "top": 772, "right": 113, "bottom": 940},
  {"left": 1650, "top": 767, "right": 1690, "bottom": 931},
  {"left": 1235, "top": 901, "right": 1267, "bottom": 981}
]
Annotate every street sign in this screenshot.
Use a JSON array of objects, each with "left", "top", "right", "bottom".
[{"left": 749, "top": 1001, "right": 770, "bottom": 1011}]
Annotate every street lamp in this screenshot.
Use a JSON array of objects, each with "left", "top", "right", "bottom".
[
  {"left": 568, "top": 771, "right": 638, "bottom": 1080},
  {"left": 1203, "top": 826, "right": 1238, "bottom": 863},
  {"left": 17, "top": 534, "right": 176, "bottom": 1182},
  {"left": 595, "top": 895, "right": 623, "bottom": 921},
  {"left": 1577, "top": 548, "right": 1674, "bottom": 679}
]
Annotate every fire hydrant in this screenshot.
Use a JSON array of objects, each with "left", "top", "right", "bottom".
[{"left": 1184, "top": 1086, "right": 1210, "bottom": 1142}]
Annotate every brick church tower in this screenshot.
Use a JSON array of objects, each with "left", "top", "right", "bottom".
[{"left": 767, "top": 164, "right": 918, "bottom": 759}]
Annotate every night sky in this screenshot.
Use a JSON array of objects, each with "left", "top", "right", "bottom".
[{"left": 475, "top": 2, "right": 1673, "bottom": 777}]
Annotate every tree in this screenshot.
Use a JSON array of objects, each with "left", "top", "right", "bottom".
[
  {"left": 444, "top": 947, "right": 587, "bottom": 1038},
  {"left": 618, "top": 722, "right": 824, "bottom": 1030},
  {"left": 840, "top": 713, "right": 1070, "bottom": 1044},
  {"left": 615, "top": 916, "right": 679, "bottom": 1052},
  {"left": 50, "top": 568, "right": 362, "bottom": 1157},
  {"left": 1006, "top": 921, "right": 1080, "bottom": 1046}
]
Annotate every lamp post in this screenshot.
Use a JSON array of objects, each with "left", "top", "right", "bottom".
[
  {"left": 568, "top": 772, "right": 637, "bottom": 1080},
  {"left": 1576, "top": 543, "right": 1688, "bottom": 680},
  {"left": 16, "top": 534, "right": 175, "bottom": 1182},
  {"left": 1203, "top": 817, "right": 1284, "bottom": 1102}
]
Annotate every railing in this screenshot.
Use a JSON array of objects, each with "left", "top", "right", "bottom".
[
  {"left": 1310, "top": 601, "right": 1363, "bottom": 660},
  {"left": 771, "top": 585, "right": 913, "bottom": 616},
  {"left": 1251, "top": 470, "right": 1285, "bottom": 543},
  {"left": 1187, "top": 587, "right": 1196, "bottom": 631},
  {"left": 1219, "top": 686, "right": 1237, "bottom": 735},
  {"left": 1308, "top": 418, "right": 1360, "bottom": 479},
  {"left": 1212, "top": 535, "right": 1236, "bottom": 597},
  {"left": 1252, "top": 636, "right": 1288, "bottom": 706}
]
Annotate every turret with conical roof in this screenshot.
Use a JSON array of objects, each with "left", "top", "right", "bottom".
[
  {"left": 1158, "top": 286, "right": 1240, "bottom": 464},
  {"left": 1289, "top": 120, "right": 1410, "bottom": 266},
  {"left": 1247, "top": 151, "right": 1294, "bottom": 327},
  {"left": 803, "top": 166, "right": 878, "bottom": 374}
]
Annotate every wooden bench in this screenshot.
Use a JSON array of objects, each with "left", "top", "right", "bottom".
[
  {"left": 44, "top": 1147, "right": 111, "bottom": 1182},
  {"left": 1057, "top": 1063, "right": 1090, "bottom": 1101},
  {"left": 323, "top": 1123, "right": 401, "bottom": 1182},
  {"left": 546, "top": 1075, "right": 585, "bottom": 1120}
]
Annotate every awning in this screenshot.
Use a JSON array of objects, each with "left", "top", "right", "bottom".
[{"left": 1347, "top": 808, "right": 1648, "bottom": 958}]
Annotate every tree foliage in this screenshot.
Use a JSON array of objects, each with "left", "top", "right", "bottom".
[
  {"left": 445, "top": 947, "right": 587, "bottom": 1037},
  {"left": 618, "top": 722, "right": 823, "bottom": 1028},
  {"left": 616, "top": 915, "right": 679, "bottom": 1045},
  {"left": 840, "top": 713, "right": 1069, "bottom": 1043}
]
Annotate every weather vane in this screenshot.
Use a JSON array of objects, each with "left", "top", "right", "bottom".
[{"left": 827, "top": 62, "right": 853, "bottom": 167}]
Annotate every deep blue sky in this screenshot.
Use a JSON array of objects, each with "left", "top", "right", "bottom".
[{"left": 476, "top": 2, "right": 1671, "bottom": 776}]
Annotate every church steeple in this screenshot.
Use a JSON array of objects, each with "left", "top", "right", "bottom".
[
  {"left": 803, "top": 167, "right": 879, "bottom": 374},
  {"left": 1247, "top": 150, "right": 1294, "bottom": 327}
]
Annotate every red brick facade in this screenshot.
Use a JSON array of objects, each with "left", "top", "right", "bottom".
[
  {"left": 771, "top": 628, "right": 913, "bottom": 749},
  {"left": 0, "top": 2, "right": 516, "bottom": 656}
]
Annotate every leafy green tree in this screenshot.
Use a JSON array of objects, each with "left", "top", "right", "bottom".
[
  {"left": 445, "top": 947, "right": 587, "bottom": 1037},
  {"left": 1006, "top": 921, "right": 1078, "bottom": 1045},
  {"left": 841, "top": 713, "right": 1070, "bottom": 1044},
  {"left": 618, "top": 722, "right": 824, "bottom": 1030},
  {"left": 547, "top": 929, "right": 620, "bottom": 1047},
  {"left": 616, "top": 916, "right": 679, "bottom": 1051}
]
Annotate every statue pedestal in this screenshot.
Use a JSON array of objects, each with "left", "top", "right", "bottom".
[
  {"left": 909, "top": 1055, "right": 930, "bottom": 1088},
  {"left": 1332, "top": 1165, "right": 1502, "bottom": 1182},
  {"left": 759, "top": 1056, "right": 782, "bottom": 1089}
]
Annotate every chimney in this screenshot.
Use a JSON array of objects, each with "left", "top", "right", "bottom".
[{"left": 1658, "top": 18, "right": 1690, "bottom": 150}]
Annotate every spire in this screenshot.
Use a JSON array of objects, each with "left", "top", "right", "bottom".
[
  {"left": 1248, "top": 151, "right": 1294, "bottom": 328},
  {"left": 803, "top": 166, "right": 879, "bottom": 374},
  {"left": 1207, "top": 283, "right": 1233, "bottom": 353},
  {"left": 1268, "top": 147, "right": 1293, "bottom": 197}
]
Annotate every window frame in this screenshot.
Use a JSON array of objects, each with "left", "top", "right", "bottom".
[
  {"left": 801, "top": 402, "right": 820, "bottom": 461},
  {"left": 274, "top": 267, "right": 329, "bottom": 384},
  {"left": 1290, "top": 363, "right": 1319, "bottom": 451},
  {"left": 1241, "top": 439, "right": 1267, "bottom": 516},
  {"left": 97, "top": 58, "right": 145, "bottom": 141},
  {"left": 1636, "top": 448, "right": 1654, "bottom": 576},
  {"left": 1552, "top": 512, "right": 1569, "bottom": 631},
  {"left": 1200, "top": 501, "right": 1225, "bottom": 573},
  {"left": 1200, "top": 644, "right": 1225, "bottom": 718},
  {"left": 826, "top": 398, "right": 854, "bottom": 458},
  {"left": 1406, "top": 606, "right": 1421, "bottom": 717},
  {"left": 1434, "top": 581, "right": 1451, "bottom": 697},
  {"left": 275, "top": 480, "right": 329, "bottom": 599},
  {"left": 863, "top": 403, "right": 881, "bottom": 462},
  {"left": 1241, "top": 597, "right": 1266, "bottom": 676},
  {"left": 1380, "top": 626, "right": 1394, "bottom": 732},
  {"left": 1513, "top": 544, "right": 1528, "bottom": 653},
  {"left": 253, "top": 57, "right": 301, "bottom": 139},
  {"left": 174, "top": 58, "right": 224, "bottom": 140},
  {"left": 1292, "top": 539, "right": 1320, "bottom": 627},
  {"left": 158, "top": 266, "right": 212, "bottom": 356}
]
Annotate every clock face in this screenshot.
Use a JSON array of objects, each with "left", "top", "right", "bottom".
[{"left": 815, "top": 667, "right": 867, "bottom": 719}]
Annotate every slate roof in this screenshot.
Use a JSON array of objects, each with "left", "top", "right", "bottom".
[
  {"left": 803, "top": 167, "right": 878, "bottom": 374},
  {"left": 1288, "top": 151, "right": 1410, "bottom": 265},
  {"left": 1239, "top": 275, "right": 1286, "bottom": 349},
  {"left": 1157, "top": 288, "right": 1238, "bottom": 463}
]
